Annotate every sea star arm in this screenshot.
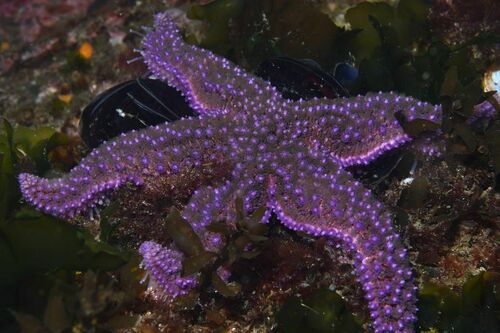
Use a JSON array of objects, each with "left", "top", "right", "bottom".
[
  {"left": 139, "top": 240, "right": 198, "bottom": 301},
  {"left": 294, "top": 92, "right": 442, "bottom": 167},
  {"left": 267, "top": 150, "right": 417, "bottom": 333},
  {"left": 182, "top": 165, "right": 271, "bottom": 228},
  {"left": 181, "top": 181, "right": 235, "bottom": 231},
  {"left": 180, "top": 166, "right": 272, "bottom": 252},
  {"left": 138, "top": 169, "right": 272, "bottom": 299},
  {"left": 18, "top": 118, "right": 226, "bottom": 219},
  {"left": 141, "top": 13, "right": 283, "bottom": 117}
]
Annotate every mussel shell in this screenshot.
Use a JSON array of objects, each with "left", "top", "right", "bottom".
[
  {"left": 255, "top": 56, "right": 350, "bottom": 100},
  {"left": 79, "top": 78, "right": 197, "bottom": 148}
]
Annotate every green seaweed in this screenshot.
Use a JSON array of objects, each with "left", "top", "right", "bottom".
[
  {"left": 187, "top": 0, "right": 342, "bottom": 69},
  {"left": 187, "top": 0, "right": 245, "bottom": 56},
  {"left": 417, "top": 272, "right": 499, "bottom": 333},
  {"left": 165, "top": 207, "right": 206, "bottom": 257},
  {"left": 277, "top": 288, "right": 363, "bottom": 333},
  {"left": 0, "top": 119, "right": 19, "bottom": 222},
  {"left": 10, "top": 263, "right": 142, "bottom": 333},
  {"left": 0, "top": 121, "right": 131, "bottom": 332},
  {"left": 275, "top": 273, "right": 499, "bottom": 333},
  {"left": 0, "top": 120, "right": 69, "bottom": 222},
  {"left": 158, "top": 198, "right": 269, "bottom": 303}
]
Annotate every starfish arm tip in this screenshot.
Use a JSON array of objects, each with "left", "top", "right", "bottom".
[{"left": 139, "top": 240, "right": 197, "bottom": 301}]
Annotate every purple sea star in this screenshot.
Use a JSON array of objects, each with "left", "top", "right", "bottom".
[{"left": 18, "top": 13, "right": 443, "bottom": 333}]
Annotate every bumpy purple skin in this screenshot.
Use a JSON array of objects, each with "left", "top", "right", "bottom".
[
  {"left": 18, "top": 13, "right": 444, "bottom": 333},
  {"left": 468, "top": 99, "right": 499, "bottom": 126},
  {"left": 139, "top": 241, "right": 197, "bottom": 300}
]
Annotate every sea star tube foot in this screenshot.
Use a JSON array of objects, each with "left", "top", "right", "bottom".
[{"left": 17, "top": 13, "right": 448, "bottom": 333}]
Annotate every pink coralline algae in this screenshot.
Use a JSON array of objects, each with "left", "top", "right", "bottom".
[
  {"left": 0, "top": 0, "right": 94, "bottom": 43},
  {"left": 19, "top": 13, "right": 444, "bottom": 333}
]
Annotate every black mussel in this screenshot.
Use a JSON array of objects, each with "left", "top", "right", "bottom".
[
  {"left": 80, "top": 78, "right": 197, "bottom": 148},
  {"left": 255, "top": 56, "right": 350, "bottom": 100}
]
